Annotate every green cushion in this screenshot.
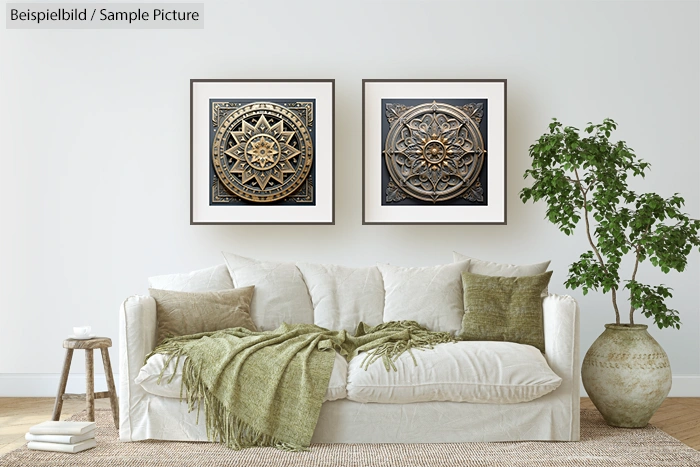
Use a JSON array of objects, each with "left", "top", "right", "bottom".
[{"left": 458, "top": 271, "right": 552, "bottom": 352}]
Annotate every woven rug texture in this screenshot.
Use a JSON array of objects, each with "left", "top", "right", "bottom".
[{"left": 1, "top": 408, "right": 699, "bottom": 467}]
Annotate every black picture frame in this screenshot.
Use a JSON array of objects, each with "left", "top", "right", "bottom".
[
  {"left": 362, "top": 79, "right": 507, "bottom": 225},
  {"left": 190, "top": 79, "right": 335, "bottom": 225}
]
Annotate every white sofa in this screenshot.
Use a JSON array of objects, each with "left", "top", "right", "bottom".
[{"left": 119, "top": 258, "right": 580, "bottom": 444}]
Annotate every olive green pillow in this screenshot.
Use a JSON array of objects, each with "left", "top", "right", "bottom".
[
  {"left": 458, "top": 271, "right": 552, "bottom": 352},
  {"left": 149, "top": 286, "right": 257, "bottom": 343}
]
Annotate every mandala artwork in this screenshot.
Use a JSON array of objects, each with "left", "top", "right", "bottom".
[
  {"left": 382, "top": 100, "right": 486, "bottom": 205},
  {"left": 210, "top": 100, "right": 315, "bottom": 205}
]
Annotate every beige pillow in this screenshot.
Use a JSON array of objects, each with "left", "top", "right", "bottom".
[{"left": 149, "top": 286, "right": 257, "bottom": 343}]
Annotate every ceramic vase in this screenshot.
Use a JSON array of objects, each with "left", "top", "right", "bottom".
[{"left": 581, "top": 324, "right": 671, "bottom": 428}]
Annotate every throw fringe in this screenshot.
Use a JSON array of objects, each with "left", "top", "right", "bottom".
[
  {"left": 149, "top": 339, "right": 307, "bottom": 451},
  {"left": 183, "top": 355, "right": 308, "bottom": 452},
  {"left": 359, "top": 321, "right": 456, "bottom": 371}
]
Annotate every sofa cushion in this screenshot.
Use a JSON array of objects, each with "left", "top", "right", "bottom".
[
  {"left": 222, "top": 252, "right": 314, "bottom": 331},
  {"left": 148, "top": 264, "right": 233, "bottom": 292},
  {"left": 297, "top": 262, "right": 384, "bottom": 333},
  {"left": 136, "top": 350, "right": 348, "bottom": 402},
  {"left": 346, "top": 341, "right": 561, "bottom": 404},
  {"left": 149, "top": 287, "right": 257, "bottom": 344},
  {"left": 459, "top": 271, "right": 552, "bottom": 352},
  {"left": 453, "top": 252, "right": 551, "bottom": 296},
  {"left": 377, "top": 260, "right": 470, "bottom": 334},
  {"left": 453, "top": 252, "right": 551, "bottom": 276}
]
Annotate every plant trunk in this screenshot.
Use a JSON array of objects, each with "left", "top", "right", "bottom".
[
  {"left": 575, "top": 169, "right": 621, "bottom": 323},
  {"left": 628, "top": 244, "right": 643, "bottom": 325},
  {"left": 611, "top": 289, "right": 621, "bottom": 325}
]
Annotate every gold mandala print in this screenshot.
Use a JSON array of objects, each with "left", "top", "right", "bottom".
[
  {"left": 211, "top": 101, "right": 314, "bottom": 204},
  {"left": 383, "top": 100, "right": 486, "bottom": 204}
]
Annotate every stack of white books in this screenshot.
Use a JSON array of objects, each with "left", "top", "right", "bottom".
[{"left": 26, "top": 421, "right": 97, "bottom": 453}]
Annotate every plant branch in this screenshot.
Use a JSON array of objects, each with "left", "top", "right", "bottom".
[
  {"left": 574, "top": 168, "right": 621, "bottom": 323},
  {"left": 565, "top": 176, "right": 591, "bottom": 195},
  {"left": 628, "top": 226, "right": 650, "bottom": 325},
  {"left": 629, "top": 246, "right": 641, "bottom": 325}
]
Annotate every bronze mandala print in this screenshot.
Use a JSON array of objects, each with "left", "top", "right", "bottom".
[
  {"left": 210, "top": 100, "right": 315, "bottom": 205},
  {"left": 382, "top": 99, "right": 486, "bottom": 205}
]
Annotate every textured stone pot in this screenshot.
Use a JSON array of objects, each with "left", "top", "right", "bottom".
[{"left": 581, "top": 324, "right": 671, "bottom": 428}]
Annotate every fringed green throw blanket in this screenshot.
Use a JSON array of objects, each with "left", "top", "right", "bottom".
[{"left": 148, "top": 321, "right": 454, "bottom": 451}]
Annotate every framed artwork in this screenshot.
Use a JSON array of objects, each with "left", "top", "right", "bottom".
[
  {"left": 362, "top": 79, "right": 507, "bottom": 224},
  {"left": 190, "top": 79, "right": 335, "bottom": 224}
]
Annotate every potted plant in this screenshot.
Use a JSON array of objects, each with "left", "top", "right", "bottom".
[{"left": 520, "top": 118, "right": 700, "bottom": 427}]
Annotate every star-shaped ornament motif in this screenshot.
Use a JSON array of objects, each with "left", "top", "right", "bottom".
[{"left": 224, "top": 115, "right": 301, "bottom": 190}]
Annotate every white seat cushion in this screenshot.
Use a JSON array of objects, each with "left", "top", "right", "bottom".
[
  {"left": 296, "top": 262, "right": 384, "bottom": 333},
  {"left": 136, "top": 351, "right": 348, "bottom": 402},
  {"left": 346, "top": 341, "right": 562, "bottom": 404}
]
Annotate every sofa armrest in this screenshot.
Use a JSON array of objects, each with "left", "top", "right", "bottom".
[
  {"left": 543, "top": 294, "right": 580, "bottom": 382},
  {"left": 543, "top": 293, "right": 580, "bottom": 439},
  {"left": 118, "top": 295, "right": 157, "bottom": 441}
]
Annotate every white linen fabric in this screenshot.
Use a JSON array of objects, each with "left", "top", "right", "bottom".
[
  {"left": 119, "top": 292, "right": 580, "bottom": 444},
  {"left": 222, "top": 252, "right": 314, "bottom": 330},
  {"left": 135, "top": 351, "right": 348, "bottom": 402},
  {"left": 377, "top": 260, "right": 470, "bottom": 334},
  {"left": 346, "top": 341, "right": 561, "bottom": 404},
  {"left": 148, "top": 265, "right": 233, "bottom": 292},
  {"left": 296, "top": 262, "right": 384, "bottom": 333},
  {"left": 312, "top": 394, "right": 574, "bottom": 443},
  {"left": 134, "top": 353, "right": 186, "bottom": 399},
  {"left": 118, "top": 392, "right": 578, "bottom": 444},
  {"left": 452, "top": 252, "right": 551, "bottom": 276}
]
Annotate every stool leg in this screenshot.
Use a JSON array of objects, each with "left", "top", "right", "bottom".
[
  {"left": 85, "top": 349, "right": 95, "bottom": 422},
  {"left": 51, "top": 349, "right": 73, "bottom": 421},
  {"left": 100, "top": 347, "right": 120, "bottom": 429}
]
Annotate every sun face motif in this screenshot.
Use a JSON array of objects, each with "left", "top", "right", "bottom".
[{"left": 423, "top": 140, "right": 446, "bottom": 164}]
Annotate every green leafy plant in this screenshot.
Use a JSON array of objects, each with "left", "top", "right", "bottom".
[{"left": 520, "top": 118, "right": 700, "bottom": 329}]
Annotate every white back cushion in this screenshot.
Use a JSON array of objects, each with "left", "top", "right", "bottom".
[
  {"left": 453, "top": 252, "right": 550, "bottom": 276},
  {"left": 148, "top": 265, "right": 233, "bottom": 292},
  {"left": 222, "top": 252, "right": 313, "bottom": 331},
  {"left": 297, "top": 263, "right": 384, "bottom": 333},
  {"left": 346, "top": 341, "right": 562, "bottom": 404},
  {"left": 377, "top": 260, "right": 470, "bottom": 334}
]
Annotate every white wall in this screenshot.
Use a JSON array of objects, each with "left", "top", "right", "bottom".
[{"left": 1, "top": 0, "right": 698, "bottom": 396}]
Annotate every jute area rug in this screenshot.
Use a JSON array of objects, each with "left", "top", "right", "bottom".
[{"left": 1, "top": 409, "right": 699, "bottom": 467}]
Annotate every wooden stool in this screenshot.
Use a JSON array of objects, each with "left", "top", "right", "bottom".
[{"left": 51, "top": 337, "right": 119, "bottom": 429}]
